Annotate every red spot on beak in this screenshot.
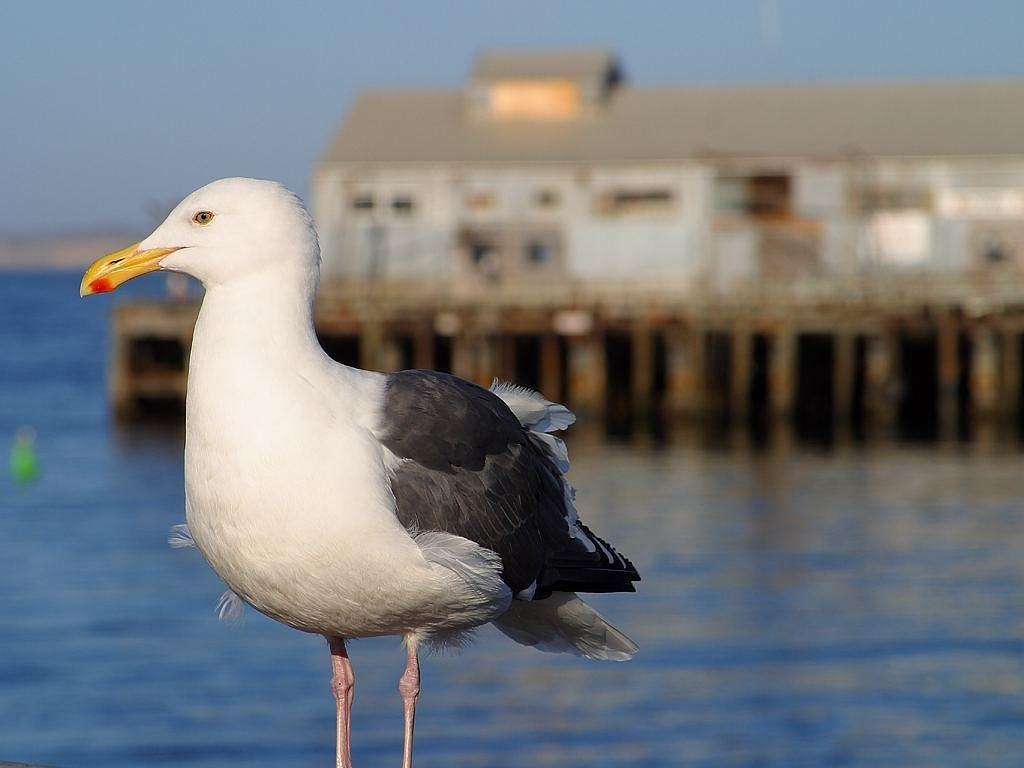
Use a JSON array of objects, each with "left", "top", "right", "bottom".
[{"left": 91, "top": 278, "right": 114, "bottom": 294}]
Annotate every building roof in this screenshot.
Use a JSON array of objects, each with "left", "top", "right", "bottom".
[
  {"left": 320, "top": 79, "right": 1024, "bottom": 165},
  {"left": 471, "top": 49, "right": 619, "bottom": 82}
]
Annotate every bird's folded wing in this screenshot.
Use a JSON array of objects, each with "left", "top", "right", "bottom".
[{"left": 374, "top": 370, "right": 638, "bottom": 598}]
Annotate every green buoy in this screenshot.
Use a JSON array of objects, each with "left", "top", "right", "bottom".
[{"left": 10, "top": 426, "right": 39, "bottom": 485}]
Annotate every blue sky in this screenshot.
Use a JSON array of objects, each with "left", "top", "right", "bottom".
[{"left": 2, "top": 0, "right": 1023, "bottom": 233}]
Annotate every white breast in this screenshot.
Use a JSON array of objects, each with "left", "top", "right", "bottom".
[{"left": 181, "top": 293, "right": 433, "bottom": 637}]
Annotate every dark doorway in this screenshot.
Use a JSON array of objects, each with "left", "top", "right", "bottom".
[
  {"left": 957, "top": 332, "right": 973, "bottom": 441},
  {"left": 1018, "top": 335, "right": 1024, "bottom": 441},
  {"left": 514, "top": 335, "right": 542, "bottom": 391},
  {"left": 557, "top": 336, "right": 570, "bottom": 406},
  {"left": 605, "top": 330, "right": 633, "bottom": 438},
  {"left": 747, "top": 334, "right": 771, "bottom": 444},
  {"left": 704, "top": 332, "right": 732, "bottom": 419},
  {"left": 129, "top": 336, "right": 185, "bottom": 373},
  {"left": 132, "top": 396, "right": 185, "bottom": 420},
  {"left": 393, "top": 335, "right": 415, "bottom": 372},
  {"left": 795, "top": 333, "right": 835, "bottom": 445},
  {"left": 433, "top": 335, "right": 453, "bottom": 373},
  {"left": 649, "top": 331, "right": 668, "bottom": 444},
  {"left": 850, "top": 335, "right": 869, "bottom": 440},
  {"left": 898, "top": 331, "right": 938, "bottom": 441}
]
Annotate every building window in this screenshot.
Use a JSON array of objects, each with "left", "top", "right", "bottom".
[
  {"left": 392, "top": 195, "right": 415, "bottom": 215},
  {"left": 716, "top": 174, "right": 792, "bottom": 218},
  {"left": 466, "top": 191, "right": 496, "bottom": 210},
  {"left": 748, "top": 175, "right": 791, "bottom": 216},
  {"left": 351, "top": 194, "right": 374, "bottom": 211},
  {"left": 467, "top": 239, "right": 500, "bottom": 281},
  {"left": 868, "top": 211, "right": 930, "bottom": 266},
  {"left": 471, "top": 242, "right": 493, "bottom": 264},
  {"left": 597, "top": 188, "right": 675, "bottom": 215},
  {"left": 858, "top": 187, "right": 931, "bottom": 212},
  {"left": 525, "top": 240, "right": 554, "bottom": 266},
  {"left": 983, "top": 239, "right": 1008, "bottom": 264},
  {"left": 535, "top": 189, "right": 560, "bottom": 208}
]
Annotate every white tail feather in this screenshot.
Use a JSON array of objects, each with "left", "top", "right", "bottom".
[
  {"left": 494, "top": 592, "right": 638, "bottom": 661},
  {"left": 216, "top": 590, "right": 246, "bottom": 624},
  {"left": 490, "top": 380, "right": 575, "bottom": 433},
  {"left": 168, "top": 523, "right": 195, "bottom": 548}
]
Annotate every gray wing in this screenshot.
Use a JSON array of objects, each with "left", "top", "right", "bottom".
[{"left": 377, "top": 370, "right": 639, "bottom": 598}]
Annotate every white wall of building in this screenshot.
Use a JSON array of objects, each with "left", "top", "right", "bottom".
[{"left": 312, "top": 156, "right": 1024, "bottom": 286}]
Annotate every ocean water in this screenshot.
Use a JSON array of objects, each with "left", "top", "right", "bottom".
[{"left": 3, "top": 272, "right": 1024, "bottom": 767}]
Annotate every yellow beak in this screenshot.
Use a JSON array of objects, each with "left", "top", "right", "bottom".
[{"left": 80, "top": 242, "right": 182, "bottom": 297}]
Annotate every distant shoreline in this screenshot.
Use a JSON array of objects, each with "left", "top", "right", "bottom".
[
  {"left": 0, "top": 265, "right": 91, "bottom": 273},
  {"left": 0, "top": 231, "right": 141, "bottom": 271}
]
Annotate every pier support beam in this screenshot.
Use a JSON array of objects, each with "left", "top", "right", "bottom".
[
  {"left": 864, "top": 332, "right": 897, "bottom": 429},
  {"left": 937, "top": 316, "right": 960, "bottom": 439},
  {"left": 632, "top": 323, "right": 654, "bottom": 418},
  {"left": 730, "top": 326, "right": 751, "bottom": 421},
  {"left": 768, "top": 328, "right": 794, "bottom": 420},
  {"left": 833, "top": 331, "right": 855, "bottom": 425},
  {"left": 664, "top": 325, "right": 703, "bottom": 417},
  {"left": 451, "top": 333, "right": 474, "bottom": 382},
  {"left": 971, "top": 328, "right": 999, "bottom": 419},
  {"left": 359, "top": 320, "right": 384, "bottom": 372},
  {"left": 110, "top": 317, "right": 134, "bottom": 420},
  {"left": 475, "top": 333, "right": 497, "bottom": 386},
  {"left": 413, "top": 321, "right": 435, "bottom": 370},
  {"left": 540, "top": 333, "right": 563, "bottom": 403},
  {"left": 566, "top": 333, "right": 606, "bottom": 417},
  {"left": 1000, "top": 330, "right": 1020, "bottom": 420},
  {"left": 380, "top": 337, "right": 404, "bottom": 372},
  {"left": 499, "top": 334, "right": 516, "bottom": 383}
]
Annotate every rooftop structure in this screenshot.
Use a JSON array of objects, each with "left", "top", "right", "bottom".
[
  {"left": 323, "top": 62, "right": 1024, "bottom": 162},
  {"left": 313, "top": 49, "right": 1024, "bottom": 295}
]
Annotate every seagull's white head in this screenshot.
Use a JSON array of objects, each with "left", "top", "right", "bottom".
[{"left": 80, "top": 177, "right": 319, "bottom": 296}]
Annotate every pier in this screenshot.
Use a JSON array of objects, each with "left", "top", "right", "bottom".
[{"left": 109, "top": 272, "right": 1024, "bottom": 438}]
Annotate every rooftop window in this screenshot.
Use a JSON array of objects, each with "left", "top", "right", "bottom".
[
  {"left": 526, "top": 239, "right": 554, "bottom": 266},
  {"left": 716, "top": 174, "right": 791, "bottom": 218},
  {"left": 466, "top": 191, "right": 496, "bottom": 210},
  {"left": 392, "top": 195, "right": 415, "bottom": 215},
  {"left": 858, "top": 187, "right": 931, "bottom": 212},
  {"left": 489, "top": 79, "right": 581, "bottom": 120},
  {"left": 596, "top": 188, "right": 676, "bottom": 215},
  {"left": 351, "top": 194, "right": 374, "bottom": 211},
  {"left": 535, "top": 189, "right": 560, "bottom": 208},
  {"left": 466, "top": 238, "right": 500, "bottom": 281}
]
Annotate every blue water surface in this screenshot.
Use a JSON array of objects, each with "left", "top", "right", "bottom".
[{"left": 2, "top": 272, "right": 1024, "bottom": 767}]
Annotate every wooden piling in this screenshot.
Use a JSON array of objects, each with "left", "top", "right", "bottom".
[
  {"left": 863, "top": 332, "right": 896, "bottom": 429},
  {"left": 769, "top": 327, "right": 794, "bottom": 420},
  {"left": 413, "top": 320, "right": 435, "bottom": 370},
  {"left": 566, "top": 332, "right": 606, "bottom": 417},
  {"left": 631, "top": 322, "right": 654, "bottom": 418},
  {"left": 936, "top": 315, "right": 960, "bottom": 439},
  {"left": 833, "top": 330, "right": 855, "bottom": 424},
  {"left": 730, "top": 325, "right": 751, "bottom": 421},
  {"left": 1000, "top": 329, "right": 1020, "bottom": 420},
  {"left": 971, "top": 328, "right": 999, "bottom": 419},
  {"left": 540, "top": 333, "right": 563, "bottom": 403}
]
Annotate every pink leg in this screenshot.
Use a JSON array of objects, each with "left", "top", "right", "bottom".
[
  {"left": 399, "top": 642, "right": 420, "bottom": 768},
  {"left": 328, "top": 636, "right": 355, "bottom": 768}
]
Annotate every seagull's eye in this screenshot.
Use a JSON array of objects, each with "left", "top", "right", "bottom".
[{"left": 192, "top": 210, "right": 215, "bottom": 225}]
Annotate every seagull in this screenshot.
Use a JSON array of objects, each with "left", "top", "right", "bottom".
[{"left": 81, "top": 178, "right": 640, "bottom": 768}]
